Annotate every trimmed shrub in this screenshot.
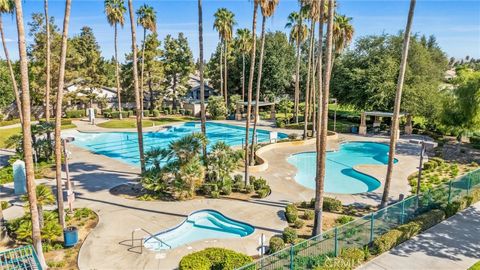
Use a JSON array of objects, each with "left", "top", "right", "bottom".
[
  {"left": 152, "top": 109, "right": 160, "bottom": 117},
  {"left": 211, "top": 191, "right": 220, "bottom": 199},
  {"left": 234, "top": 174, "right": 243, "bottom": 183},
  {"left": 1, "top": 201, "right": 9, "bottom": 210},
  {"left": 65, "top": 110, "right": 85, "bottom": 118},
  {"left": 303, "top": 209, "right": 314, "bottom": 220},
  {"left": 336, "top": 215, "right": 355, "bottom": 225},
  {"left": 232, "top": 181, "right": 245, "bottom": 192},
  {"left": 372, "top": 229, "right": 403, "bottom": 254},
  {"left": 444, "top": 201, "right": 465, "bottom": 218},
  {"left": 245, "top": 185, "right": 254, "bottom": 193},
  {"left": 294, "top": 219, "right": 304, "bottom": 229},
  {"left": 201, "top": 183, "right": 218, "bottom": 196},
  {"left": 143, "top": 110, "right": 150, "bottom": 117},
  {"left": 282, "top": 227, "right": 297, "bottom": 244},
  {"left": 179, "top": 248, "right": 252, "bottom": 270},
  {"left": 221, "top": 185, "right": 232, "bottom": 196},
  {"left": 412, "top": 209, "right": 445, "bottom": 230},
  {"left": 207, "top": 96, "right": 228, "bottom": 120},
  {"left": 323, "top": 197, "right": 343, "bottom": 212},
  {"left": 285, "top": 204, "right": 298, "bottom": 223},
  {"left": 339, "top": 247, "right": 365, "bottom": 264},
  {"left": 256, "top": 187, "right": 270, "bottom": 198},
  {"left": 269, "top": 236, "right": 285, "bottom": 254},
  {"left": 253, "top": 178, "right": 267, "bottom": 191}
]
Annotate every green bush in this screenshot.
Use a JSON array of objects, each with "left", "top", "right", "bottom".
[
  {"left": 294, "top": 219, "right": 304, "bottom": 229},
  {"left": 207, "top": 96, "right": 228, "bottom": 120},
  {"left": 285, "top": 204, "right": 298, "bottom": 223},
  {"left": 234, "top": 174, "right": 243, "bottom": 183},
  {"left": 143, "top": 110, "right": 150, "bottom": 117},
  {"left": 339, "top": 247, "right": 365, "bottom": 264},
  {"left": 232, "top": 181, "right": 245, "bottom": 192},
  {"left": 152, "top": 109, "right": 160, "bottom": 117},
  {"left": 65, "top": 110, "right": 85, "bottom": 118},
  {"left": 256, "top": 187, "right": 270, "bottom": 198},
  {"left": 211, "top": 191, "right": 220, "bottom": 199},
  {"left": 253, "top": 178, "right": 268, "bottom": 191},
  {"left": 179, "top": 248, "right": 252, "bottom": 270},
  {"left": 221, "top": 185, "right": 232, "bottom": 196},
  {"left": 323, "top": 197, "right": 343, "bottom": 212},
  {"left": 444, "top": 200, "right": 466, "bottom": 217},
  {"left": 423, "top": 160, "right": 437, "bottom": 170},
  {"left": 372, "top": 229, "right": 403, "bottom": 254},
  {"left": 283, "top": 227, "right": 297, "bottom": 244},
  {"left": 269, "top": 236, "right": 285, "bottom": 254},
  {"left": 336, "top": 215, "right": 355, "bottom": 225},
  {"left": 1, "top": 201, "right": 9, "bottom": 210},
  {"left": 201, "top": 183, "right": 218, "bottom": 196},
  {"left": 303, "top": 209, "right": 314, "bottom": 220}
]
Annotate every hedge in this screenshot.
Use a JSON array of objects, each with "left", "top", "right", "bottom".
[
  {"left": 65, "top": 110, "right": 85, "bottom": 118},
  {"left": 269, "top": 236, "right": 284, "bottom": 254},
  {"left": 178, "top": 248, "right": 252, "bottom": 270},
  {"left": 285, "top": 204, "right": 298, "bottom": 223},
  {"left": 372, "top": 209, "right": 445, "bottom": 254}
]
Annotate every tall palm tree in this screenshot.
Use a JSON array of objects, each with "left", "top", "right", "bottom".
[
  {"left": 285, "top": 10, "right": 307, "bottom": 124},
  {"left": 128, "top": 0, "right": 146, "bottom": 173},
  {"left": 250, "top": 0, "right": 279, "bottom": 165},
  {"left": 105, "top": 0, "right": 126, "bottom": 119},
  {"left": 13, "top": 0, "right": 46, "bottom": 266},
  {"left": 213, "top": 8, "right": 235, "bottom": 104},
  {"left": 136, "top": 4, "right": 156, "bottom": 114},
  {"left": 198, "top": 0, "right": 207, "bottom": 162},
  {"left": 44, "top": 0, "right": 51, "bottom": 121},
  {"left": 333, "top": 14, "right": 354, "bottom": 54},
  {"left": 244, "top": 0, "right": 259, "bottom": 187},
  {"left": 380, "top": 0, "right": 417, "bottom": 209},
  {"left": 53, "top": 0, "right": 71, "bottom": 229},
  {"left": 312, "top": 0, "right": 329, "bottom": 237},
  {"left": 21, "top": 185, "right": 55, "bottom": 229},
  {"left": 0, "top": 0, "right": 22, "bottom": 123},
  {"left": 235, "top": 28, "right": 252, "bottom": 102}
]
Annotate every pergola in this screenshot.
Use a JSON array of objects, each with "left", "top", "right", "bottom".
[
  {"left": 235, "top": 101, "right": 276, "bottom": 121},
  {"left": 359, "top": 111, "right": 413, "bottom": 137}
]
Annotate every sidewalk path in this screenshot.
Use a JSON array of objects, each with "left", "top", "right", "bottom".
[{"left": 358, "top": 202, "right": 480, "bottom": 270}]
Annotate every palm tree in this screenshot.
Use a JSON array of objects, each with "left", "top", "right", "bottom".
[
  {"left": 213, "top": 8, "right": 236, "bottom": 104},
  {"left": 44, "top": 0, "right": 51, "bottom": 121},
  {"left": 198, "top": 0, "right": 207, "bottom": 162},
  {"left": 21, "top": 185, "right": 55, "bottom": 229},
  {"left": 128, "top": 0, "right": 146, "bottom": 173},
  {"left": 244, "top": 0, "right": 259, "bottom": 187},
  {"left": 53, "top": 0, "right": 71, "bottom": 229},
  {"left": 250, "top": 0, "right": 279, "bottom": 165},
  {"left": 312, "top": 0, "right": 329, "bottom": 237},
  {"left": 0, "top": 0, "right": 22, "bottom": 123},
  {"left": 105, "top": 0, "right": 126, "bottom": 119},
  {"left": 235, "top": 28, "right": 252, "bottom": 102},
  {"left": 333, "top": 14, "right": 354, "bottom": 54},
  {"left": 13, "top": 0, "right": 46, "bottom": 266},
  {"left": 380, "top": 0, "right": 417, "bottom": 209},
  {"left": 136, "top": 4, "right": 156, "bottom": 114}
]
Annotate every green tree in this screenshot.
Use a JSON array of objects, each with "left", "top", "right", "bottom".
[
  {"left": 141, "top": 33, "right": 163, "bottom": 110},
  {"left": 235, "top": 28, "right": 253, "bottom": 101},
  {"left": 136, "top": 4, "right": 156, "bottom": 113},
  {"left": 207, "top": 96, "right": 227, "bottom": 120},
  {"left": 162, "top": 33, "right": 194, "bottom": 110},
  {"left": 213, "top": 8, "right": 236, "bottom": 103},
  {"left": 105, "top": 0, "right": 126, "bottom": 118},
  {"left": 21, "top": 185, "right": 55, "bottom": 229}
]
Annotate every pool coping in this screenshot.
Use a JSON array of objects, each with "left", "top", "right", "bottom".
[{"left": 143, "top": 209, "right": 256, "bottom": 252}]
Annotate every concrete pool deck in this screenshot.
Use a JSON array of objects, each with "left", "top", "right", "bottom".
[{"left": 0, "top": 119, "right": 425, "bottom": 269}]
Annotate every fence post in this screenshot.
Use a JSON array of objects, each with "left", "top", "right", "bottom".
[
  {"left": 448, "top": 180, "right": 453, "bottom": 204},
  {"left": 401, "top": 199, "right": 405, "bottom": 224},
  {"left": 467, "top": 173, "right": 472, "bottom": 196},
  {"left": 334, "top": 227, "right": 339, "bottom": 257},
  {"left": 369, "top": 213, "right": 374, "bottom": 243},
  {"left": 290, "top": 244, "right": 294, "bottom": 270}
]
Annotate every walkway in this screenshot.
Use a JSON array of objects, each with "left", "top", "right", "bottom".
[{"left": 358, "top": 202, "right": 480, "bottom": 270}]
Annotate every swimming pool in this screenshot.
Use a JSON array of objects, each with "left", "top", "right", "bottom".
[
  {"left": 143, "top": 210, "right": 254, "bottom": 250},
  {"left": 287, "top": 142, "right": 397, "bottom": 194},
  {"left": 63, "top": 122, "right": 287, "bottom": 166}
]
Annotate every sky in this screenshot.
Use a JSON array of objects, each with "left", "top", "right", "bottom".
[{"left": 1, "top": 0, "right": 480, "bottom": 62}]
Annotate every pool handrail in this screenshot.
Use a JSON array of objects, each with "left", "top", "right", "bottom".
[{"left": 132, "top": 227, "right": 171, "bottom": 253}]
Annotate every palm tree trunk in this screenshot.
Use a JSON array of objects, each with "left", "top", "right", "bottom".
[
  {"left": 140, "top": 27, "right": 146, "bottom": 116},
  {"left": 224, "top": 39, "right": 228, "bottom": 104},
  {"left": 244, "top": 2, "right": 258, "bottom": 186},
  {"left": 219, "top": 41, "right": 224, "bottom": 97},
  {"left": 242, "top": 52, "right": 245, "bottom": 102},
  {"left": 54, "top": 0, "right": 71, "bottom": 229},
  {"left": 198, "top": 0, "right": 207, "bottom": 162},
  {"left": 294, "top": 37, "right": 301, "bottom": 124},
  {"left": 0, "top": 17, "right": 22, "bottom": 123},
  {"left": 380, "top": 0, "right": 416, "bottom": 209},
  {"left": 44, "top": 0, "right": 51, "bottom": 121},
  {"left": 303, "top": 19, "right": 315, "bottom": 140},
  {"left": 313, "top": 0, "right": 327, "bottom": 237},
  {"left": 148, "top": 72, "right": 154, "bottom": 110},
  {"left": 250, "top": 15, "right": 267, "bottom": 166},
  {"left": 38, "top": 205, "right": 44, "bottom": 228},
  {"left": 114, "top": 23, "right": 123, "bottom": 119},
  {"left": 128, "top": 0, "right": 146, "bottom": 173},
  {"left": 13, "top": 0, "right": 46, "bottom": 266}
]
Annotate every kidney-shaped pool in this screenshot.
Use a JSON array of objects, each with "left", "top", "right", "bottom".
[{"left": 287, "top": 141, "right": 398, "bottom": 194}]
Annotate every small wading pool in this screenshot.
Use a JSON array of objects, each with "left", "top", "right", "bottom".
[
  {"left": 62, "top": 122, "right": 287, "bottom": 166},
  {"left": 287, "top": 142, "right": 398, "bottom": 194},
  {"left": 143, "top": 210, "right": 255, "bottom": 250}
]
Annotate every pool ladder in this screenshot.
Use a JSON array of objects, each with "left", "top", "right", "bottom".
[{"left": 131, "top": 228, "right": 171, "bottom": 253}]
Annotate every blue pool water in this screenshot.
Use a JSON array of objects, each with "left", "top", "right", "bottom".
[
  {"left": 63, "top": 122, "right": 287, "bottom": 166},
  {"left": 143, "top": 210, "right": 255, "bottom": 250},
  {"left": 287, "top": 142, "right": 398, "bottom": 194}
]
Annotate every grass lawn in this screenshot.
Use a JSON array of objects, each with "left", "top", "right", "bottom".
[
  {"left": 469, "top": 261, "right": 480, "bottom": 270},
  {"left": 0, "top": 123, "right": 77, "bottom": 148},
  {"left": 97, "top": 116, "right": 197, "bottom": 129}
]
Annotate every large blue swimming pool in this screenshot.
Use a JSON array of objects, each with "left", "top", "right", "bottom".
[
  {"left": 63, "top": 122, "right": 287, "bottom": 166},
  {"left": 287, "top": 142, "right": 397, "bottom": 194},
  {"left": 144, "top": 209, "right": 254, "bottom": 250}
]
